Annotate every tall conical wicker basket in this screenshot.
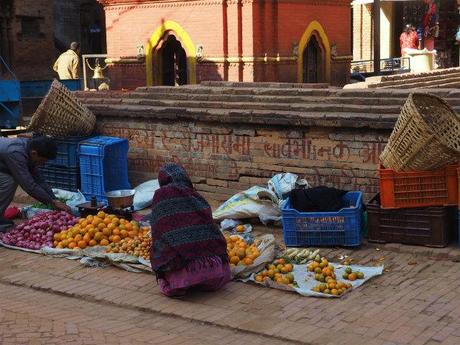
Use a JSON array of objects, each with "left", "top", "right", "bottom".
[
  {"left": 380, "top": 93, "right": 460, "bottom": 171},
  {"left": 27, "top": 79, "right": 96, "bottom": 137}
]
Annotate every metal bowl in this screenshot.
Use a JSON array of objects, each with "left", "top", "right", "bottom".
[{"left": 105, "top": 189, "right": 136, "bottom": 209}]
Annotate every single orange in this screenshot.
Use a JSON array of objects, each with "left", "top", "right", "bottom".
[
  {"left": 230, "top": 256, "right": 240, "bottom": 265},
  {"left": 83, "top": 234, "right": 91, "bottom": 243},
  {"left": 88, "top": 239, "right": 97, "bottom": 247},
  {"left": 243, "top": 257, "right": 253, "bottom": 265},
  {"left": 120, "top": 230, "right": 129, "bottom": 239},
  {"left": 100, "top": 239, "right": 109, "bottom": 246},
  {"left": 348, "top": 273, "right": 357, "bottom": 281},
  {"left": 77, "top": 240, "right": 87, "bottom": 249},
  {"left": 236, "top": 248, "right": 246, "bottom": 260},
  {"left": 102, "top": 228, "right": 111, "bottom": 236},
  {"left": 94, "top": 232, "right": 104, "bottom": 242},
  {"left": 68, "top": 241, "right": 77, "bottom": 249},
  {"left": 112, "top": 235, "right": 121, "bottom": 243}
]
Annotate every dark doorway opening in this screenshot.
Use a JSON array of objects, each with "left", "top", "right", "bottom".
[
  {"left": 302, "top": 35, "right": 323, "bottom": 83},
  {"left": 159, "top": 35, "right": 187, "bottom": 86},
  {"left": 80, "top": 1, "right": 106, "bottom": 54}
]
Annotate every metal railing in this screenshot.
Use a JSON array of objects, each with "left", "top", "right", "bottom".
[{"left": 351, "top": 57, "right": 411, "bottom": 76}]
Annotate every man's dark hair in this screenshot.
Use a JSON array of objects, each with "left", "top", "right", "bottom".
[
  {"left": 28, "top": 136, "right": 58, "bottom": 160},
  {"left": 70, "top": 42, "right": 80, "bottom": 51}
]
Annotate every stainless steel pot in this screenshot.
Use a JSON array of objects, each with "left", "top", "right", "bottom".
[{"left": 105, "top": 189, "right": 136, "bottom": 209}]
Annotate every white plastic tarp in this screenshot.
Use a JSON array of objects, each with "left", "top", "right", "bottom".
[{"left": 243, "top": 263, "right": 384, "bottom": 298}]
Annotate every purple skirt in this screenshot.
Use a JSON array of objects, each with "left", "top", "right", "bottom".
[{"left": 158, "top": 255, "right": 232, "bottom": 297}]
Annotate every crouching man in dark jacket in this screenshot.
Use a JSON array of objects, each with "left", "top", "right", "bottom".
[{"left": 0, "top": 136, "right": 71, "bottom": 228}]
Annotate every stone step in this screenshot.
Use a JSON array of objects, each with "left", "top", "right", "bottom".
[
  {"left": 378, "top": 67, "right": 460, "bottom": 83},
  {"left": 201, "top": 81, "right": 330, "bottom": 89},
  {"left": 112, "top": 97, "right": 402, "bottom": 114},
  {"left": 135, "top": 85, "right": 336, "bottom": 97},
  {"left": 423, "top": 80, "right": 460, "bottom": 89},
  {"left": 86, "top": 103, "right": 397, "bottom": 129},
  {"left": 127, "top": 91, "right": 409, "bottom": 107},
  {"left": 376, "top": 75, "right": 460, "bottom": 89},
  {"left": 133, "top": 85, "right": 460, "bottom": 100}
]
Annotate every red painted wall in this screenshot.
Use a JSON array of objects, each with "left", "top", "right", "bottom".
[{"left": 101, "top": 0, "right": 351, "bottom": 88}]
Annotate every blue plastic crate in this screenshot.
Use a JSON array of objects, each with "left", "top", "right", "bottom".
[
  {"left": 39, "top": 166, "right": 80, "bottom": 192},
  {"left": 47, "top": 136, "right": 92, "bottom": 168},
  {"left": 78, "top": 136, "right": 130, "bottom": 202},
  {"left": 282, "top": 191, "right": 363, "bottom": 247}
]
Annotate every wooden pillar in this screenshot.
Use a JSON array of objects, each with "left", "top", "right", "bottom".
[{"left": 373, "top": 0, "right": 381, "bottom": 74}]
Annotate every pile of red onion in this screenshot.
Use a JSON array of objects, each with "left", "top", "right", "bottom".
[{"left": 0, "top": 211, "right": 78, "bottom": 250}]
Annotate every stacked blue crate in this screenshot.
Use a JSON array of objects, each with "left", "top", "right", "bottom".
[
  {"left": 38, "top": 136, "right": 91, "bottom": 192},
  {"left": 282, "top": 192, "right": 363, "bottom": 247},
  {"left": 78, "top": 136, "right": 130, "bottom": 202}
]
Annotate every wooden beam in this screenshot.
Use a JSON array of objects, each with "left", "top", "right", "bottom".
[{"left": 373, "top": 0, "right": 381, "bottom": 74}]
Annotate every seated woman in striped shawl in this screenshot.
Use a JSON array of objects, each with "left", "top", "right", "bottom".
[{"left": 148, "top": 163, "right": 231, "bottom": 297}]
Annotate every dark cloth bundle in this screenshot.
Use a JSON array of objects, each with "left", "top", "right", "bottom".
[
  {"left": 289, "top": 186, "right": 348, "bottom": 212},
  {"left": 147, "top": 163, "right": 228, "bottom": 278}
]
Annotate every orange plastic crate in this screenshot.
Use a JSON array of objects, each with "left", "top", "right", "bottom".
[{"left": 379, "top": 164, "right": 458, "bottom": 209}]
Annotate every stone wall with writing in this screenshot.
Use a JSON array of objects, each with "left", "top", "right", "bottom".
[{"left": 98, "top": 119, "right": 389, "bottom": 204}]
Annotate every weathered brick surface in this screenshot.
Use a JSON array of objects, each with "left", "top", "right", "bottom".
[
  {"left": 97, "top": 118, "right": 387, "bottom": 202},
  {"left": 75, "top": 85, "right": 460, "bottom": 203},
  {"left": 1, "top": 236, "right": 460, "bottom": 345},
  {"left": 3, "top": 0, "right": 56, "bottom": 80}
]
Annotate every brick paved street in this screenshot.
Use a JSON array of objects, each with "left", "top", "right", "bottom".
[{"left": 1, "top": 231, "right": 460, "bottom": 345}]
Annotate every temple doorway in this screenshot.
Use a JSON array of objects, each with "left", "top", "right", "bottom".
[{"left": 302, "top": 35, "right": 324, "bottom": 83}]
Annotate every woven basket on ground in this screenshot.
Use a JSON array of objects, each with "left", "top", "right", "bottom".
[
  {"left": 27, "top": 79, "right": 96, "bottom": 137},
  {"left": 380, "top": 93, "right": 460, "bottom": 171}
]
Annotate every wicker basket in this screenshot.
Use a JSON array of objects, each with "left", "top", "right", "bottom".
[
  {"left": 380, "top": 93, "right": 460, "bottom": 171},
  {"left": 27, "top": 79, "right": 96, "bottom": 137}
]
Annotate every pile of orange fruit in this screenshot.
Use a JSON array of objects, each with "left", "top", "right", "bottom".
[
  {"left": 342, "top": 267, "right": 365, "bottom": 281},
  {"left": 53, "top": 212, "right": 141, "bottom": 250},
  {"left": 307, "top": 257, "right": 336, "bottom": 283},
  {"left": 311, "top": 280, "right": 352, "bottom": 296},
  {"left": 225, "top": 235, "right": 260, "bottom": 267},
  {"left": 254, "top": 258, "right": 295, "bottom": 286},
  {"left": 308, "top": 257, "right": 353, "bottom": 296},
  {"left": 107, "top": 228, "right": 151, "bottom": 259}
]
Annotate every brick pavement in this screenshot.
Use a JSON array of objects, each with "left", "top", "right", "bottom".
[
  {"left": 1, "top": 232, "right": 460, "bottom": 344},
  {"left": 0, "top": 282, "right": 284, "bottom": 345}
]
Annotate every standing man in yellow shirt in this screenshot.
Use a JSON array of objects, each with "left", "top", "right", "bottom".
[{"left": 53, "top": 42, "right": 80, "bottom": 80}]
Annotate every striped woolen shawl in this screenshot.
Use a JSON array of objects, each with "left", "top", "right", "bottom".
[{"left": 148, "top": 164, "right": 228, "bottom": 278}]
